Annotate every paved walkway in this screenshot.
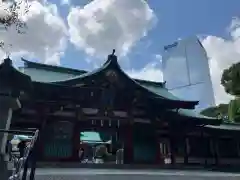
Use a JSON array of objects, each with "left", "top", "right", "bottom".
[{"left": 34, "top": 168, "right": 240, "bottom": 180}]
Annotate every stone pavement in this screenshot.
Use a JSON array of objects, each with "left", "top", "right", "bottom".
[{"left": 34, "top": 168, "right": 240, "bottom": 180}]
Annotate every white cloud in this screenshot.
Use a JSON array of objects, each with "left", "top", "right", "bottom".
[
  {"left": 127, "top": 61, "right": 163, "bottom": 82},
  {"left": 202, "top": 17, "right": 240, "bottom": 105},
  {"left": 60, "top": 0, "right": 70, "bottom": 6},
  {"left": 0, "top": 0, "right": 67, "bottom": 65},
  {"left": 155, "top": 54, "right": 162, "bottom": 62},
  {"left": 67, "top": 0, "right": 156, "bottom": 59}
]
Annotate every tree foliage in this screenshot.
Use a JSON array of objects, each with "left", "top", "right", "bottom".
[
  {"left": 0, "top": 0, "right": 30, "bottom": 31},
  {"left": 0, "top": 0, "right": 30, "bottom": 33},
  {"left": 228, "top": 99, "right": 240, "bottom": 122},
  {"left": 0, "top": 0, "right": 30, "bottom": 51},
  {"left": 221, "top": 62, "right": 240, "bottom": 96},
  {"left": 217, "top": 62, "right": 240, "bottom": 123}
]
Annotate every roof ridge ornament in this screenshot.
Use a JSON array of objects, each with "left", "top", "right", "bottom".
[
  {"left": 3, "top": 56, "right": 12, "bottom": 66},
  {"left": 112, "top": 49, "right": 115, "bottom": 55},
  {"left": 107, "top": 49, "right": 117, "bottom": 63}
]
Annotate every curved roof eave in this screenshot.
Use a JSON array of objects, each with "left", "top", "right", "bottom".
[
  {"left": 0, "top": 58, "right": 32, "bottom": 92},
  {"left": 134, "top": 80, "right": 199, "bottom": 108},
  {"left": 167, "top": 109, "right": 221, "bottom": 125}
]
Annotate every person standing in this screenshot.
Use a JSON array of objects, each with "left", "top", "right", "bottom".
[
  {"left": 17, "top": 140, "right": 26, "bottom": 158},
  {"left": 78, "top": 148, "right": 84, "bottom": 161},
  {"left": 6, "top": 140, "right": 12, "bottom": 161},
  {"left": 116, "top": 148, "right": 124, "bottom": 164}
]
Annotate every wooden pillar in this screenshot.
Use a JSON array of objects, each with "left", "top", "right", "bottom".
[
  {"left": 71, "top": 123, "right": 79, "bottom": 161},
  {"left": 155, "top": 137, "right": 161, "bottom": 164},
  {"left": 72, "top": 106, "right": 83, "bottom": 161},
  {"left": 36, "top": 106, "right": 48, "bottom": 161},
  {"left": 215, "top": 138, "right": 220, "bottom": 165},
  {"left": 169, "top": 123, "right": 177, "bottom": 165},
  {"left": 201, "top": 130, "right": 208, "bottom": 166},
  {"left": 236, "top": 138, "right": 240, "bottom": 158},
  {"left": 169, "top": 135, "right": 176, "bottom": 165},
  {"left": 123, "top": 123, "right": 133, "bottom": 164},
  {"left": 211, "top": 137, "right": 219, "bottom": 166},
  {"left": 184, "top": 136, "right": 189, "bottom": 164},
  {"left": 152, "top": 118, "right": 161, "bottom": 164},
  {"left": 154, "top": 121, "right": 162, "bottom": 164}
]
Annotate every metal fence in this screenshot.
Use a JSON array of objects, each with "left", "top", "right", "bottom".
[{"left": 7, "top": 129, "right": 39, "bottom": 180}]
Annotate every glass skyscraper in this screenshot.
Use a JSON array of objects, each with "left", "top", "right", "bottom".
[{"left": 162, "top": 36, "right": 215, "bottom": 111}]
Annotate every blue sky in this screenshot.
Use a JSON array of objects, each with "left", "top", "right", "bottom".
[{"left": 55, "top": 0, "right": 240, "bottom": 71}]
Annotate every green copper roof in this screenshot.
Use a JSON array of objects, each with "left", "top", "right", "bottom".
[
  {"left": 22, "top": 58, "right": 165, "bottom": 87},
  {"left": 80, "top": 131, "right": 111, "bottom": 144},
  {"left": 178, "top": 109, "right": 215, "bottom": 119},
  {"left": 22, "top": 58, "right": 87, "bottom": 75},
  {"left": 178, "top": 109, "right": 220, "bottom": 123},
  {"left": 167, "top": 109, "right": 221, "bottom": 125},
  {"left": 139, "top": 82, "right": 179, "bottom": 101}
]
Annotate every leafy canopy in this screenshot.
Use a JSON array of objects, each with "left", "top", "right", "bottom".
[
  {"left": 202, "top": 62, "right": 240, "bottom": 122},
  {"left": 0, "top": 0, "right": 30, "bottom": 53},
  {"left": 221, "top": 62, "right": 240, "bottom": 96}
]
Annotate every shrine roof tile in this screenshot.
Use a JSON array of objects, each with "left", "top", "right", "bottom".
[
  {"left": 21, "top": 58, "right": 165, "bottom": 87},
  {"left": 22, "top": 58, "right": 87, "bottom": 75}
]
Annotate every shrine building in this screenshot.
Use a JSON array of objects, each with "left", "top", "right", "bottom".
[{"left": 1, "top": 51, "right": 240, "bottom": 166}]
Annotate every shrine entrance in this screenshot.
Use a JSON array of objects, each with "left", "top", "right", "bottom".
[
  {"left": 73, "top": 119, "right": 124, "bottom": 163},
  {"left": 132, "top": 123, "right": 159, "bottom": 164},
  {"left": 42, "top": 121, "right": 74, "bottom": 161}
]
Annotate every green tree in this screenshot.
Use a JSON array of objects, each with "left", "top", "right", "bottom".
[
  {"left": 221, "top": 63, "right": 240, "bottom": 96},
  {"left": 221, "top": 62, "right": 240, "bottom": 122},
  {"left": 0, "top": 1, "right": 30, "bottom": 32},
  {"left": 0, "top": 0, "right": 30, "bottom": 52},
  {"left": 228, "top": 99, "right": 240, "bottom": 122}
]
